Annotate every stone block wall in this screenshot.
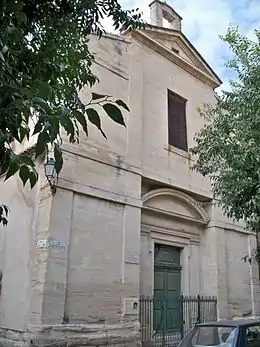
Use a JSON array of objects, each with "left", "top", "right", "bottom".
[{"left": 65, "top": 195, "right": 125, "bottom": 323}]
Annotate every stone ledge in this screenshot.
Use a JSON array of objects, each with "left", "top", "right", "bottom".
[
  {"left": 6, "top": 331, "right": 22, "bottom": 342},
  {"left": 0, "top": 329, "right": 27, "bottom": 342},
  {"left": 28, "top": 321, "right": 139, "bottom": 334},
  {"left": 0, "top": 329, "right": 7, "bottom": 339},
  {"left": 0, "top": 322, "right": 140, "bottom": 347},
  {"left": 28, "top": 322, "right": 140, "bottom": 347},
  {"left": 0, "top": 337, "right": 26, "bottom": 347}
]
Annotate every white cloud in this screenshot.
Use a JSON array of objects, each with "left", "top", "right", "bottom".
[{"left": 102, "top": 0, "right": 260, "bottom": 92}]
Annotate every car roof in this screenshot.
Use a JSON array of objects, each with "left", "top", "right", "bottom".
[{"left": 197, "top": 319, "right": 260, "bottom": 327}]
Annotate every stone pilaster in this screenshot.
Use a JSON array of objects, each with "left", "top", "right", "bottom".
[
  {"left": 121, "top": 205, "right": 141, "bottom": 302},
  {"left": 200, "top": 226, "right": 229, "bottom": 319},
  {"left": 28, "top": 184, "right": 73, "bottom": 326},
  {"left": 28, "top": 184, "right": 53, "bottom": 325},
  {"left": 216, "top": 228, "right": 229, "bottom": 319},
  {"left": 189, "top": 244, "right": 200, "bottom": 295},
  {"left": 41, "top": 189, "right": 73, "bottom": 324},
  {"left": 180, "top": 244, "right": 190, "bottom": 295}
]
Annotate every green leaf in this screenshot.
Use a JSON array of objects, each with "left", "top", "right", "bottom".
[
  {"left": 1, "top": 217, "right": 8, "bottom": 226},
  {"left": 115, "top": 99, "right": 130, "bottom": 112},
  {"left": 6, "top": 26, "right": 16, "bottom": 34},
  {"left": 103, "top": 103, "right": 126, "bottom": 127},
  {"left": 86, "top": 108, "right": 107, "bottom": 138},
  {"left": 15, "top": 11, "right": 27, "bottom": 24},
  {"left": 92, "top": 92, "right": 105, "bottom": 100},
  {"left": 37, "top": 81, "right": 51, "bottom": 99},
  {"left": 54, "top": 145, "right": 63, "bottom": 175},
  {"left": 32, "top": 97, "right": 52, "bottom": 113},
  {"left": 19, "top": 126, "right": 29, "bottom": 142},
  {"left": 19, "top": 154, "right": 35, "bottom": 167},
  {"left": 33, "top": 120, "right": 43, "bottom": 135},
  {"left": 8, "top": 0, "right": 23, "bottom": 11},
  {"left": 3, "top": 205, "right": 9, "bottom": 216},
  {"left": 29, "top": 171, "right": 38, "bottom": 188},
  {"left": 0, "top": 52, "right": 4, "bottom": 62},
  {"left": 61, "top": 116, "right": 74, "bottom": 140},
  {"left": 35, "top": 131, "right": 48, "bottom": 157},
  {"left": 73, "top": 110, "right": 88, "bottom": 135},
  {"left": 1, "top": 45, "right": 8, "bottom": 54},
  {"left": 19, "top": 165, "right": 30, "bottom": 186},
  {"left": 5, "top": 160, "right": 19, "bottom": 181},
  {"left": 49, "top": 117, "right": 60, "bottom": 142},
  {"left": 21, "top": 87, "right": 32, "bottom": 98},
  {"left": 0, "top": 150, "right": 11, "bottom": 175}
]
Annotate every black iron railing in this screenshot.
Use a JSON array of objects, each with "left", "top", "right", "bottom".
[{"left": 139, "top": 295, "right": 217, "bottom": 347}]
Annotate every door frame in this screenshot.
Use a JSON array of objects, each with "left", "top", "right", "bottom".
[
  {"left": 152, "top": 239, "right": 184, "bottom": 295},
  {"left": 140, "top": 224, "right": 197, "bottom": 298},
  {"left": 153, "top": 243, "right": 183, "bottom": 334}
]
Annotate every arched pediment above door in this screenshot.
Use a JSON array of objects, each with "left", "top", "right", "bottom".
[{"left": 142, "top": 188, "right": 209, "bottom": 226}]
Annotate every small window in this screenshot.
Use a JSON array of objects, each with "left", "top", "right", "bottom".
[{"left": 168, "top": 90, "right": 188, "bottom": 152}]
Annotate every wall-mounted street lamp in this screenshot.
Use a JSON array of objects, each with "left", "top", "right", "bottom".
[{"left": 44, "top": 157, "right": 57, "bottom": 195}]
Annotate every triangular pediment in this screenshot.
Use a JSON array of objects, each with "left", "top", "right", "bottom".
[
  {"left": 143, "top": 28, "right": 220, "bottom": 83},
  {"left": 125, "top": 27, "right": 222, "bottom": 88},
  {"left": 156, "top": 38, "right": 200, "bottom": 68}
]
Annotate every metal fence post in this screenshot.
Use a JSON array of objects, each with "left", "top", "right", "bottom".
[
  {"left": 180, "top": 295, "right": 184, "bottom": 339},
  {"left": 197, "top": 295, "right": 201, "bottom": 323},
  {"left": 162, "top": 298, "right": 166, "bottom": 347}
]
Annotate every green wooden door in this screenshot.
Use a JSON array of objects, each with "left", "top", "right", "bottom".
[{"left": 154, "top": 244, "right": 182, "bottom": 333}]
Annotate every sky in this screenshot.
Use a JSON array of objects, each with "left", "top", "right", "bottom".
[{"left": 103, "top": 0, "right": 260, "bottom": 92}]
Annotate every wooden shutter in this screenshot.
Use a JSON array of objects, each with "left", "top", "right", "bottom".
[{"left": 168, "top": 90, "right": 188, "bottom": 151}]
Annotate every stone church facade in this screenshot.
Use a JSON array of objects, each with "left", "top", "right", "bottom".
[{"left": 0, "top": 1, "right": 260, "bottom": 347}]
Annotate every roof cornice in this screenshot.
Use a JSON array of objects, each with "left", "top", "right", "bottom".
[{"left": 130, "top": 30, "right": 221, "bottom": 89}]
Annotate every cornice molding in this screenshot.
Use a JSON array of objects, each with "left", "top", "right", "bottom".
[
  {"left": 141, "top": 223, "right": 200, "bottom": 245},
  {"left": 131, "top": 30, "right": 220, "bottom": 89}
]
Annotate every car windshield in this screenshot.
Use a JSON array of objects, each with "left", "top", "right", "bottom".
[{"left": 179, "top": 325, "right": 238, "bottom": 347}]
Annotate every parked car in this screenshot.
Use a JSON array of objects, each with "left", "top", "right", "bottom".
[{"left": 178, "top": 319, "right": 260, "bottom": 347}]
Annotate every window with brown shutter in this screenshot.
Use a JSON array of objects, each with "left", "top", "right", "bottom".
[{"left": 168, "top": 90, "right": 188, "bottom": 152}]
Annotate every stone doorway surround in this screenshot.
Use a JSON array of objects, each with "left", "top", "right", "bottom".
[{"left": 140, "top": 188, "right": 209, "bottom": 297}]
